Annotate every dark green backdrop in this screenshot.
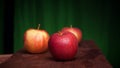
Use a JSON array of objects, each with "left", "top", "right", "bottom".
[
  {"left": 0, "top": 0, "right": 120, "bottom": 68},
  {"left": 0, "top": 0, "right": 4, "bottom": 54}
]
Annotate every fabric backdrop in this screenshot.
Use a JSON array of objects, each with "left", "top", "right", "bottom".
[{"left": 0, "top": 0, "right": 119, "bottom": 68}]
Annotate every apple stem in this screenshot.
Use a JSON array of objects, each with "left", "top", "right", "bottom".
[
  {"left": 37, "top": 24, "right": 40, "bottom": 30},
  {"left": 70, "top": 25, "right": 72, "bottom": 28},
  {"left": 58, "top": 31, "right": 62, "bottom": 35}
]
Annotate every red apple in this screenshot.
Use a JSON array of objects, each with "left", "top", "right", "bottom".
[
  {"left": 48, "top": 31, "right": 78, "bottom": 60},
  {"left": 24, "top": 24, "right": 50, "bottom": 53},
  {"left": 61, "top": 25, "right": 82, "bottom": 43}
]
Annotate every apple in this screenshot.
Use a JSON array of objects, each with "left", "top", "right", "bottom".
[
  {"left": 48, "top": 31, "right": 78, "bottom": 60},
  {"left": 61, "top": 25, "right": 82, "bottom": 43},
  {"left": 24, "top": 24, "right": 50, "bottom": 53}
]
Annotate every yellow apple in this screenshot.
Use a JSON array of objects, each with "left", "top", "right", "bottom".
[{"left": 24, "top": 24, "right": 50, "bottom": 53}]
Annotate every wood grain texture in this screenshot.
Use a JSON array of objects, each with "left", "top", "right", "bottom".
[
  {"left": 0, "top": 54, "right": 12, "bottom": 64},
  {"left": 0, "top": 40, "right": 112, "bottom": 68}
]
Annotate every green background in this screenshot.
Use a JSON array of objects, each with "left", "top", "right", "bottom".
[
  {"left": 0, "top": 0, "right": 120, "bottom": 68},
  {"left": 0, "top": 0, "right": 4, "bottom": 54}
]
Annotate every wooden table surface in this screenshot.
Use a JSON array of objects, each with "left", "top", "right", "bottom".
[
  {"left": 0, "top": 54, "right": 12, "bottom": 64},
  {"left": 0, "top": 40, "right": 112, "bottom": 68}
]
